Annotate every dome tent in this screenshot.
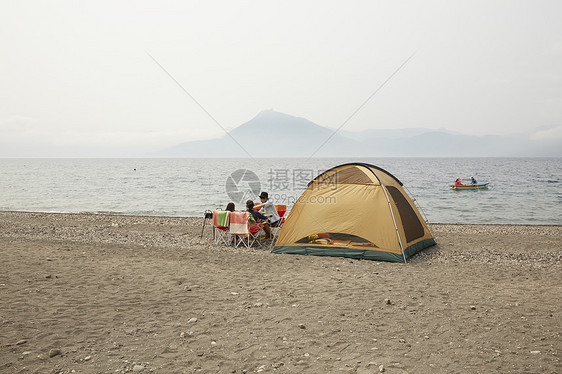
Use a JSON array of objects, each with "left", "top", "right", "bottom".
[{"left": 272, "top": 163, "right": 435, "bottom": 263}]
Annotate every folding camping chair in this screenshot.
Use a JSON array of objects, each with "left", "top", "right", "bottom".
[
  {"left": 229, "top": 211, "right": 262, "bottom": 248},
  {"left": 212, "top": 210, "right": 231, "bottom": 245},
  {"left": 269, "top": 204, "right": 287, "bottom": 246},
  {"left": 274, "top": 204, "right": 287, "bottom": 220}
]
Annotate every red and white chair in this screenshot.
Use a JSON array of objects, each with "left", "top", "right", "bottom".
[
  {"left": 212, "top": 210, "right": 230, "bottom": 245},
  {"left": 230, "top": 211, "right": 262, "bottom": 248}
]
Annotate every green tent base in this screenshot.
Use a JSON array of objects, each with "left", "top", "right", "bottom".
[
  {"left": 272, "top": 238, "right": 436, "bottom": 263},
  {"left": 403, "top": 238, "right": 436, "bottom": 260}
]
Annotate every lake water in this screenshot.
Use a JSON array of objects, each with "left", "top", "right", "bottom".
[{"left": 0, "top": 158, "right": 560, "bottom": 224}]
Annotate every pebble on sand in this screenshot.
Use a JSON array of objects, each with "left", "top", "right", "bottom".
[
  {"left": 49, "top": 348, "right": 62, "bottom": 358},
  {"left": 15, "top": 340, "right": 27, "bottom": 345},
  {"left": 187, "top": 318, "right": 198, "bottom": 324},
  {"left": 132, "top": 364, "right": 145, "bottom": 371}
]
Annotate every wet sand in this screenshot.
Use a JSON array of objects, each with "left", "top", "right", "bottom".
[{"left": 0, "top": 212, "right": 560, "bottom": 373}]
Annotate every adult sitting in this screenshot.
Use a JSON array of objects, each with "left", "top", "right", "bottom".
[
  {"left": 454, "top": 178, "right": 463, "bottom": 186},
  {"left": 255, "top": 192, "right": 281, "bottom": 227},
  {"left": 246, "top": 200, "right": 272, "bottom": 239},
  {"left": 471, "top": 177, "right": 477, "bottom": 185}
]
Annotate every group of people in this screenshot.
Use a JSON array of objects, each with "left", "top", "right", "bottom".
[
  {"left": 225, "top": 192, "right": 280, "bottom": 240},
  {"left": 454, "top": 177, "right": 477, "bottom": 186}
]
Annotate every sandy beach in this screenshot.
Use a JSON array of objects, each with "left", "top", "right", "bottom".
[{"left": 0, "top": 211, "right": 560, "bottom": 373}]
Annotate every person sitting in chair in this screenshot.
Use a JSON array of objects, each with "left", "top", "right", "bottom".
[
  {"left": 246, "top": 200, "right": 272, "bottom": 239},
  {"left": 225, "top": 202, "right": 235, "bottom": 212},
  {"left": 255, "top": 192, "right": 281, "bottom": 227}
]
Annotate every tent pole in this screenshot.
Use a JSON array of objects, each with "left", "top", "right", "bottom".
[
  {"left": 382, "top": 185, "right": 407, "bottom": 263},
  {"left": 403, "top": 185, "right": 434, "bottom": 240},
  {"left": 404, "top": 185, "right": 430, "bottom": 223}
]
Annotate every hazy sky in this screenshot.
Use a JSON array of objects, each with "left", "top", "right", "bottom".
[{"left": 1, "top": 1, "right": 561, "bottom": 156}]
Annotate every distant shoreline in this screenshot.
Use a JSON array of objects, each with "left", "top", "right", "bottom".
[{"left": 1, "top": 210, "right": 560, "bottom": 227}]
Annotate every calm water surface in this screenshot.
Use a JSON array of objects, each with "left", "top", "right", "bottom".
[{"left": 0, "top": 158, "right": 560, "bottom": 224}]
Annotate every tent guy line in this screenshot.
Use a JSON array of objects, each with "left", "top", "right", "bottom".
[
  {"left": 146, "top": 51, "right": 254, "bottom": 159},
  {"left": 299, "top": 53, "right": 416, "bottom": 239},
  {"left": 308, "top": 52, "right": 416, "bottom": 159}
]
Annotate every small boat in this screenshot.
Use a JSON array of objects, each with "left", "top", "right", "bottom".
[{"left": 449, "top": 182, "right": 489, "bottom": 190}]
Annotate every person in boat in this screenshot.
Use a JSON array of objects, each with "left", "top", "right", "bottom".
[
  {"left": 254, "top": 192, "right": 281, "bottom": 227},
  {"left": 246, "top": 200, "right": 272, "bottom": 239},
  {"left": 454, "top": 178, "right": 463, "bottom": 186},
  {"left": 471, "top": 177, "right": 477, "bottom": 185}
]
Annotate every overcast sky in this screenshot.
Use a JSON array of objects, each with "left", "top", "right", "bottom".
[{"left": 1, "top": 1, "right": 561, "bottom": 156}]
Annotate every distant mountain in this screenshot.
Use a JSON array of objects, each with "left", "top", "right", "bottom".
[
  {"left": 164, "top": 110, "right": 367, "bottom": 157},
  {"left": 161, "top": 110, "right": 562, "bottom": 157}
]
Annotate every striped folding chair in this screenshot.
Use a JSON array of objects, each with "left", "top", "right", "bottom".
[{"left": 230, "top": 212, "right": 262, "bottom": 248}]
